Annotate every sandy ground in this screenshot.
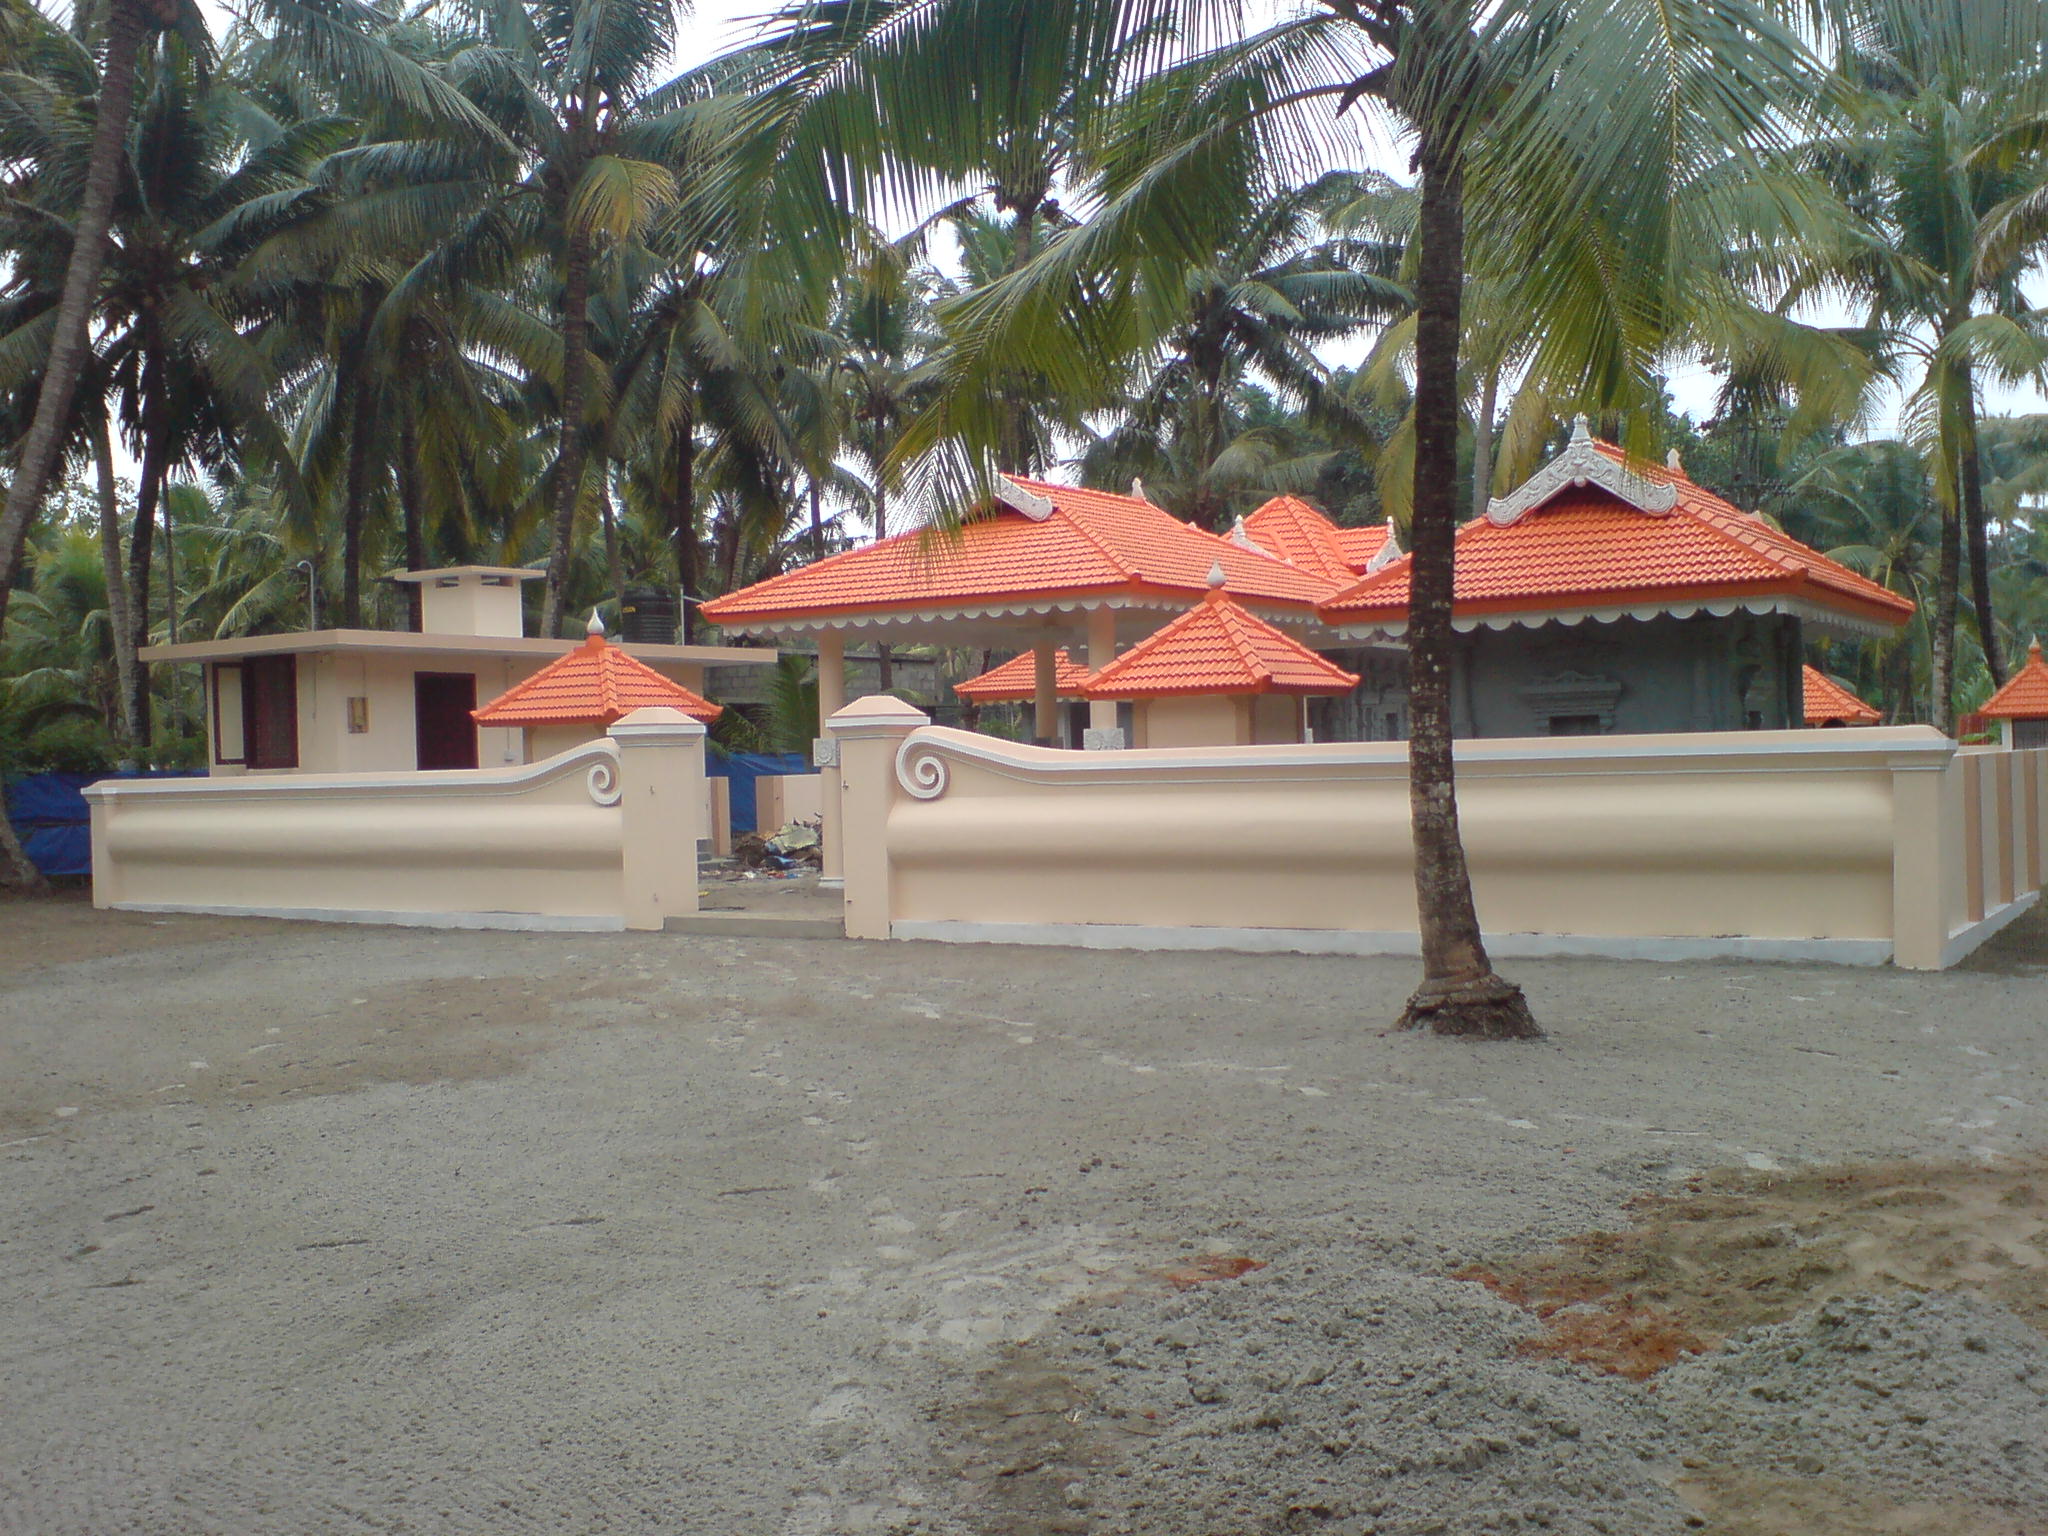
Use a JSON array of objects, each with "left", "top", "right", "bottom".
[{"left": 2, "top": 891, "right": 2044, "bottom": 1535}]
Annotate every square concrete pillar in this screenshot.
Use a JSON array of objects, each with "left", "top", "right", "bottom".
[
  {"left": 826, "top": 695, "right": 931, "bottom": 940},
  {"left": 609, "top": 706, "right": 707, "bottom": 931}
]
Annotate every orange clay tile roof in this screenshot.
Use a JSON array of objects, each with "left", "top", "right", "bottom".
[
  {"left": 1082, "top": 588, "right": 1360, "bottom": 698},
  {"left": 954, "top": 648, "right": 1093, "bottom": 702},
  {"left": 698, "top": 478, "right": 1338, "bottom": 629},
  {"left": 1319, "top": 441, "right": 1915, "bottom": 632},
  {"left": 471, "top": 634, "right": 723, "bottom": 727},
  {"left": 1331, "top": 524, "right": 1392, "bottom": 569},
  {"left": 1802, "top": 665, "right": 1881, "bottom": 725},
  {"left": 1981, "top": 639, "right": 2048, "bottom": 719},
  {"left": 1239, "top": 496, "right": 1387, "bottom": 583}
]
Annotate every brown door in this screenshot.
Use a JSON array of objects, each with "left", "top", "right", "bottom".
[
  {"left": 243, "top": 655, "right": 299, "bottom": 769},
  {"left": 414, "top": 673, "right": 480, "bottom": 770}
]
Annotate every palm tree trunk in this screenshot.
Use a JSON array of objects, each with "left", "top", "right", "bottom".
[
  {"left": 1470, "top": 365, "right": 1499, "bottom": 518},
  {"left": 1397, "top": 134, "right": 1537, "bottom": 1040},
  {"left": 126, "top": 355, "right": 170, "bottom": 753},
  {"left": 0, "top": 798, "right": 44, "bottom": 891},
  {"left": 874, "top": 479, "right": 893, "bottom": 691},
  {"left": 160, "top": 473, "right": 181, "bottom": 739},
  {"left": 398, "top": 413, "right": 426, "bottom": 630},
  {"left": 600, "top": 478, "right": 625, "bottom": 622},
  {"left": 1956, "top": 367, "right": 2004, "bottom": 685},
  {"left": 808, "top": 476, "right": 826, "bottom": 561},
  {"left": 0, "top": 0, "right": 151, "bottom": 640},
  {"left": 672, "top": 421, "right": 698, "bottom": 643},
  {"left": 95, "top": 417, "right": 141, "bottom": 764},
  {"left": 340, "top": 371, "right": 375, "bottom": 628},
  {"left": 1931, "top": 495, "right": 1960, "bottom": 736},
  {"left": 541, "top": 230, "right": 594, "bottom": 639}
]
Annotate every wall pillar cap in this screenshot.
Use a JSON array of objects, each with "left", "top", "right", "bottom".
[
  {"left": 827, "top": 695, "right": 931, "bottom": 738},
  {"left": 608, "top": 706, "right": 708, "bottom": 742}
]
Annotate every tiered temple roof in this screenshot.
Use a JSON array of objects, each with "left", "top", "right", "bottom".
[
  {"left": 1802, "top": 666, "right": 1881, "bottom": 726},
  {"left": 472, "top": 620, "right": 723, "bottom": 727},
  {"left": 1980, "top": 639, "right": 2048, "bottom": 721}
]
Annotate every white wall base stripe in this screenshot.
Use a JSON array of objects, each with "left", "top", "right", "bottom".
[
  {"left": 109, "top": 901, "right": 625, "bottom": 933},
  {"left": 1940, "top": 890, "right": 2040, "bottom": 969},
  {"left": 890, "top": 919, "right": 1895, "bottom": 967}
]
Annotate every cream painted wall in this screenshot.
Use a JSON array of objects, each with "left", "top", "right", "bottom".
[
  {"left": 1135, "top": 696, "right": 1247, "bottom": 748},
  {"left": 88, "top": 713, "right": 711, "bottom": 931},
  {"left": 828, "top": 717, "right": 2045, "bottom": 968},
  {"left": 200, "top": 651, "right": 711, "bottom": 777}
]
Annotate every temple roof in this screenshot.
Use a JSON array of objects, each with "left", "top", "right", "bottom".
[
  {"left": 1083, "top": 585, "right": 1360, "bottom": 699},
  {"left": 1802, "top": 665, "right": 1881, "bottom": 726},
  {"left": 1318, "top": 425, "right": 1915, "bottom": 638},
  {"left": 698, "top": 477, "right": 1338, "bottom": 636},
  {"left": 1237, "top": 496, "right": 1389, "bottom": 583},
  {"left": 953, "top": 649, "right": 1093, "bottom": 703},
  {"left": 1981, "top": 639, "right": 2048, "bottom": 720},
  {"left": 472, "top": 626, "right": 723, "bottom": 727}
]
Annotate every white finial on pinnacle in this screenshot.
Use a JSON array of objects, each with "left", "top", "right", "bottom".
[
  {"left": 1667, "top": 448, "right": 1684, "bottom": 472},
  {"left": 1570, "top": 413, "right": 1592, "bottom": 445},
  {"left": 1206, "top": 559, "right": 1227, "bottom": 589},
  {"left": 1131, "top": 477, "right": 1148, "bottom": 503},
  {"left": 586, "top": 608, "right": 606, "bottom": 638}
]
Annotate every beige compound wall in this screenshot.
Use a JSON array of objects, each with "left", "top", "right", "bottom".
[
  {"left": 87, "top": 710, "right": 709, "bottom": 931},
  {"left": 827, "top": 708, "right": 2047, "bottom": 968}
]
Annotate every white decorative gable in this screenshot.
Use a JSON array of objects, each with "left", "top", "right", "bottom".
[
  {"left": 1484, "top": 416, "right": 1679, "bottom": 526},
  {"left": 996, "top": 475, "right": 1057, "bottom": 521},
  {"left": 1365, "top": 521, "right": 1403, "bottom": 574}
]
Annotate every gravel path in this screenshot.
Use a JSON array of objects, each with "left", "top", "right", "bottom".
[{"left": 2, "top": 896, "right": 2043, "bottom": 1534}]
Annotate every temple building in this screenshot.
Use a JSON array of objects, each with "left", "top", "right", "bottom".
[
  {"left": 1315, "top": 421, "right": 1914, "bottom": 737},
  {"left": 1979, "top": 639, "right": 2048, "bottom": 749}
]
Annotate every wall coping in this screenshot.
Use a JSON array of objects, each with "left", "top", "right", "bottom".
[
  {"left": 608, "top": 707, "right": 708, "bottom": 741},
  {"left": 827, "top": 696, "right": 933, "bottom": 738},
  {"left": 82, "top": 740, "right": 621, "bottom": 805}
]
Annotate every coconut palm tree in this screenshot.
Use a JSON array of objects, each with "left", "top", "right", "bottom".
[
  {"left": 770, "top": 0, "right": 1823, "bottom": 1036},
  {"left": 1077, "top": 170, "right": 1407, "bottom": 530},
  {"left": 0, "top": 0, "right": 496, "bottom": 644},
  {"left": 1767, "top": 0, "right": 2048, "bottom": 723}
]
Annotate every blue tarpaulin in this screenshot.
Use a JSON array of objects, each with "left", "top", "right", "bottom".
[
  {"left": 4, "top": 771, "right": 198, "bottom": 877},
  {"left": 705, "top": 751, "right": 813, "bottom": 836}
]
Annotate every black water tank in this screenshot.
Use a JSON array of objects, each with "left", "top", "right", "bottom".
[{"left": 620, "top": 586, "right": 680, "bottom": 644}]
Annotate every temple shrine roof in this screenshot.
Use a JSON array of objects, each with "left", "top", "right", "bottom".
[
  {"left": 472, "top": 621, "right": 723, "bottom": 727},
  {"left": 1082, "top": 581, "right": 1360, "bottom": 698},
  {"left": 1802, "top": 666, "right": 1881, "bottom": 726},
  {"left": 698, "top": 477, "right": 1338, "bottom": 636},
  {"left": 953, "top": 649, "right": 1093, "bottom": 702},
  {"left": 1318, "top": 423, "right": 1915, "bottom": 639},
  {"left": 1237, "top": 496, "right": 1390, "bottom": 583},
  {"left": 1980, "top": 639, "right": 2048, "bottom": 720}
]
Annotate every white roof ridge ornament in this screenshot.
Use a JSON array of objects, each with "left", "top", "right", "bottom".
[
  {"left": 1130, "top": 477, "right": 1147, "bottom": 503},
  {"left": 1230, "top": 515, "right": 1259, "bottom": 551},
  {"left": 1206, "top": 559, "right": 1228, "bottom": 589},
  {"left": 1364, "top": 521, "right": 1402, "bottom": 574},
  {"left": 996, "top": 474, "right": 1057, "bottom": 521},
  {"left": 1484, "top": 421, "right": 1679, "bottom": 526},
  {"left": 586, "top": 608, "right": 606, "bottom": 637}
]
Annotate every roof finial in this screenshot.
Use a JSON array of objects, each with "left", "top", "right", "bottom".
[
  {"left": 1666, "top": 448, "right": 1684, "bottom": 472},
  {"left": 586, "top": 608, "right": 606, "bottom": 638},
  {"left": 1570, "top": 413, "right": 1592, "bottom": 445},
  {"left": 1206, "top": 559, "right": 1227, "bottom": 589},
  {"left": 1130, "top": 477, "right": 1147, "bottom": 503}
]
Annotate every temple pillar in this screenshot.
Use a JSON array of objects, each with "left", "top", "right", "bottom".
[
  {"left": 817, "top": 628, "right": 847, "bottom": 888},
  {"left": 1033, "top": 640, "right": 1059, "bottom": 746},
  {"left": 1086, "top": 608, "right": 1118, "bottom": 734}
]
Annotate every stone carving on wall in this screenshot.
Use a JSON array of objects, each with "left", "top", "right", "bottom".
[{"left": 1518, "top": 670, "right": 1625, "bottom": 733}]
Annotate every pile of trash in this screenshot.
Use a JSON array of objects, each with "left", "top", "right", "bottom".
[{"left": 732, "top": 820, "right": 823, "bottom": 874}]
